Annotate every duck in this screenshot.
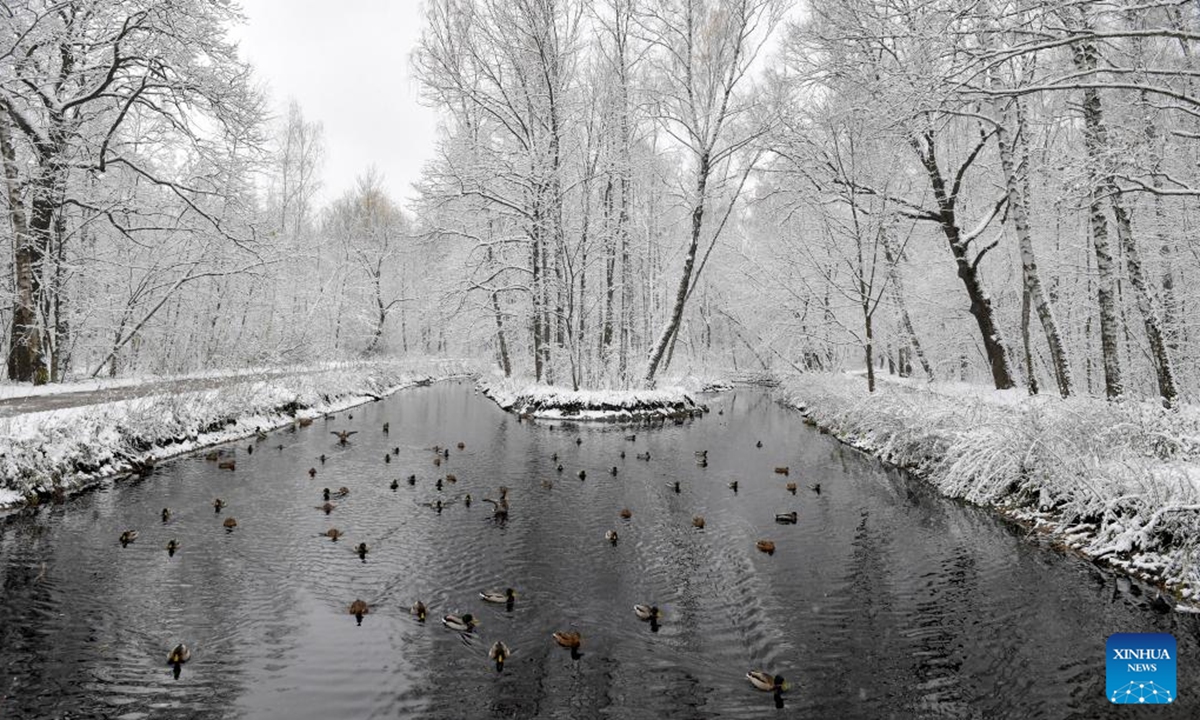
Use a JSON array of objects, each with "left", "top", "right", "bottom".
[
  {"left": 786, "top": 482, "right": 797, "bottom": 494},
  {"left": 457, "top": 442, "right": 465, "bottom": 450},
  {"left": 756, "top": 540, "right": 776, "bottom": 555},
  {"left": 166, "top": 539, "right": 179, "bottom": 556},
  {"left": 775, "top": 511, "right": 798, "bottom": 524},
  {"left": 167, "top": 643, "right": 191, "bottom": 666},
  {"left": 411, "top": 601, "right": 427, "bottom": 621},
  {"left": 435, "top": 478, "right": 444, "bottom": 492},
  {"left": 445, "top": 474, "right": 457, "bottom": 483},
  {"left": 204, "top": 451, "right": 220, "bottom": 462},
  {"left": 323, "top": 487, "right": 331, "bottom": 501},
  {"left": 322, "top": 528, "right": 343, "bottom": 541},
  {"left": 356, "top": 542, "right": 368, "bottom": 560},
  {"left": 442, "top": 613, "right": 478, "bottom": 632},
  {"left": 332, "top": 430, "right": 358, "bottom": 445},
  {"left": 119, "top": 530, "right": 138, "bottom": 547},
  {"left": 809, "top": 483, "right": 821, "bottom": 494},
  {"left": 774, "top": 466, "right": 789, "bottom": 476},
  {"left": 334, "top": 487, "right": 350, "bottom": 498},
  {"left": 728, "top": 480, "right": 739, "bottom": 492},
  {"left": 319, "top": 454, "right": 326, "bottom": 464},
  {"left": 246, "top": 444, "right": 253, "bottom": 455},
  {"left": 384, "top": 454, "right": 391, "bottom": 464},
  {"left": 407, "top": 474, "right": 417, "bottom": 485},
  {"left": 633, "top": 604, "right": 661, "bottom": 622},
  {"left": 575, "top": 437, "right": 582, "bottom": 446},
  {"left": 542, "top": 480, "right": 554, "bottom": 490},
  {"left": 695, "top": 450, "right": 707, "bottom": 458},
  {"left": 434, "top": 457, "right": 442, "bottom": 467},
  {"left": 578, "top": 470, "right": 587, "bottom": 480},
  {"left": 276, "top": 444, "right": 284, "bottom": 451},
  {"left": 382, "top": 422, "right": 389, "bottom": 434},
  {"left": 349, "top": 599, "right": 369, "bottom": 625},
  {"left": 316, "top": 502, "right": 336, "bottom": 514},
  {"left": 670, "top": 481, "right": 680, "bottom": 493},
  {"left": 692, "top": 516, "right": 705, "bottom": 529},
  {"left": 489, "top": 640, "right": 511, "bottom": 671},
  {"left": 480, "top": 588, "right": 517, "bottom": 608},
  {"left": 443, "top": 448, "right": 450, "bottom": 458},
  {"left": 298, "top": 417, "right": 314, "bottom": 427},
  {"left": 390, "top": 478, "right": 400, "bottom": 490},
  {"left": 463, "top": 493, "right": 472, "bottom": 507},
  {"left": 556, "top": 464, "right": 563, "bottom": 473},
  {"left": 308, "top": 467, "right": 317, "bottom": 479},
  {"left": 605, "top": 529, "right": 619, "bottom": 544},
  {"left": 636, "top": 452, "right": 651, "bottom": 461},
  {"left": 609, "top": 466, "right": 618, "bottom": 476},
  {"left": 747, "top": 671, "right": 787, "bottom": 693},
  {"left": 553, "top": 631, "right": 582, "bottom": 658},
  {"left": 213, "top": 498, "right": 226, "bottom": 513},
  {"left": 619, "top": 508, "right": 632, "bottom": 520},
  {"left": 697, "top": 457, "right": 708, "bottom": 468},
  {"left": 624, "top": 434, "right": 636, "bottom": 442},
  {"left": 393, "top": 447, "right": 400, "bottom": 455},
  {"left": 620, "top": 450, "right": 626, "bottom": 459},
  {"left": 756, "top": 440, "right": 763, "bottom": 448},
  {"left": 223, "top": 517, "right": 238, "bottom": 530},
  {"left": 161, "top": 508, "right": 171, "bottom": 523},
  {"left": 552, "top": 452, "right": 559, "bottom": 462},
  {"left": 218, "top": 460, "right": 236, "bottom": 471}
]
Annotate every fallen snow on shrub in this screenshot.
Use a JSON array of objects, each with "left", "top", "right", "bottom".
[
  {"left": 0, "top": 359, "right": 475, "bottom": 510},
  {"left": 782, "top": 373, "right": 1200, "bottom": 604},
  {"left": 479, "top": 376, "right": 706, "bottom": 421}
]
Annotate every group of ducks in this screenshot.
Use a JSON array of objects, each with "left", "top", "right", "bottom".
[{"left": 141, "top": 406, "right": 802, "bottom": 705}]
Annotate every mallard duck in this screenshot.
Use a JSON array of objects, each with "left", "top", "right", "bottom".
[
  {"left": 384, "top": 454, "right": 391, "bottom": 464},
  {"left": 463, "top": 493, "right": 472, "bottom": 507},
  {"left": 489, "top": 640, "right": 510, "bottom": 671},
  {"left": 542, "top": 480, "right": 554, "bottom": 490},
  {"left": 556, "top": 464, "right": 563, "bottom": 473},
  {"left": 204, "top": 451, "right": 220, "bottom": 462},
  {"left": 809, "top": 483, "right": 821, "bottom": 494},
  {"left": 218, "top": 460, "right": 236, "bottom": 471},
  {"left": 728, "top": 480, "right": 739, "bottom": 492},
  {"left": 670, "top": 481, "right": 680, "bottom": 493},
  {"left": 167, "top": 643, "right": 191, "bottom": 666},
  {"left": 435, "top": 478, "right": 444, "bottom": 492},
  {"left": 119, "top": 530, "right": 138, "bottom": 547},
  {"left": 775, "top": 511, "right": 798, "bottom": 524},
  {"left": 552, "top": 452, "right": 559, "bottom": 462},
  {"left": 457, "top": 442, "right": 465, "bottom": 450},
  {"left": 308, "top": 467, "right": 317, "bottom": 478},
  {"left": 434, "top": 457, "right": 442, "bottom": 467},
  {"left": 443, "top": 448, "right": 450, "bottom": 458},
  {"left": 786, "top": 482, "right": 798, "bottom": 494},
  {"left": 276, "top": 443, "right": 284, "bottom": 452},
  {"left": 633, "top": 604, "right": 661, "bottom": 621},
  {"left": 756, "top": 440, "right": 763, "bottom": 448},
  {"left": 442, "top": 613, "right": 477, "bottom": 632},
  {"left": 334, "top": 487, "right": 350, "bottom": 498},
  {"left": 695, "top": 450, "right": 707, "bottom": 458},
  {"left": 692, "top": 516, "right": 705, "bottom": 529},
  {"left": 407, "top": 474, "right": 416, "bottom": 485},
  {"left": 319, "top": 454, "right": 326, "bottom": 464},
  {"left": 578, "top": 470, "right": 587, "bottom": 480},
  {"left": 480, "top": 588, "right": 517, "bottom": 607},
  {"left": 624, "top": 434, "right": 636, "bottom": 442},
  {"left": 609, "top": 466, "right": 618, "bottom": 476},
  {"left": 322, "top": 488, "right": 331, "bottom": 501},
  {"left": 390, "top": 478, "right": 400, "bottom": 490},
  {"left": 605, "top": 529, "right": 619, "bottom": 544},
  {"left": 697, "top": 457, "right": 708, "bottom": 468},
  {"left": 636, "top": 452, "right": 651, "bottom": 461},
  {"left": 747, "top": 671, "right": 787, "bottom": 692},
  {"left": 161, "top": 508, "right": 170, "bottom": 523},
  {"left": 356, "top": 542, "right": 368, "bottom": 560},
  {"left": 298, "top": 417, "right": 314, "bottom": 427},
  {"left": 411, "top": 600, "right": 427, "bottom": 621},
  {"left": 213, "top": 498, "right": 226, "bottom": 513},
  {"left": 620, "top": 450, "right": 626, "bottom": 459},
  {"left": 756, "top": 540, "right": 775, "bottom": 555},
  {"left": 774, "top": 466, "right": 789, "bottom": 476},
  {"left": 317, "top": 502, "right": 335, "bottom": 514},
  {"left": 445, "top": 474, "right": 457, "bottom": 483},
  {"left": 575, "top": 437, "right": 582, "bottom": 445},
  {"left": 553, "top": 631, "right": 582, "bottom": 658},
  {"left": 619, "top": 508, "right": 632, "bottom": 520},
  {"left": 392, "top": 447, "right": 400, "bottom": 455},
  {"left": 246, "top": 444, "right": 254, "bottom": 455},
  {"left": 332, "top": 430, "right": 358, "bottom": 445},
  {"left": 166, "top": 539, "right": 179, "bottom": 556},
  {"left": 223, "top": 517, "right": 238, "bottom": 530},
  {"left": 323, "top": 528, "right": 343, "bottom": 541},
  {"left": 349, "top": 599, "right": 369, "bottom": 625},
  {"left": 382, "top": 422, "right": 389, "bottom": 434}
]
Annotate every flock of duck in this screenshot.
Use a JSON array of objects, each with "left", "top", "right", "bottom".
[{"left": 115, "top": 404, "right": 816, "bottom": 705}]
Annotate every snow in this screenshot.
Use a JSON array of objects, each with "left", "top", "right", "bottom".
[
  {"left": 783, "top": 372, "right": 1200, "bottom": 604},
  {"left": 0, "top": 359, "right": 477, "bottom": 512},
  {"left": 478, "top": 376, "right": 707, "bottom": 421}
]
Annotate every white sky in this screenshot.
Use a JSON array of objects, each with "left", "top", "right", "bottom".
[{"left": 231, "top": 0, "right": 439, "bottom": 208}]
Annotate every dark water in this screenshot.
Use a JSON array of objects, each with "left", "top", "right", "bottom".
[{"left": 1, "top": 381, "right": 1196, "bottom": 719}]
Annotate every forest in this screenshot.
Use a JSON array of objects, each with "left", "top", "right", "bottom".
[{"left": 2, "top": 0, "right": 1198, "bottom": 405}]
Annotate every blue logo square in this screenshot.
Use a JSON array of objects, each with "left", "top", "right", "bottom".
[{"left": 1107, "top": 633, "right": 1176, "bottom": 704}]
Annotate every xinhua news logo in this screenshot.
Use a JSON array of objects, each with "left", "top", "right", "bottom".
[{"left": 1107, "top": 633, "right": 1176, "bottom": 705}]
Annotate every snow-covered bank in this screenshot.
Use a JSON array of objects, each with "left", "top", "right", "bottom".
[
  {"left": 479, "top": 377, "right": 707, "bottom": 422},
  {"left": 0, "top": 359, "right": 477, "bottom": 511},
  {"left": 782, "top": 373, "right": 1200, "bottom": 604}
]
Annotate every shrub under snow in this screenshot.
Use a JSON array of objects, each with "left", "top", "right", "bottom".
[
  {"left": 782, "top": 373, "right": 1200, "bottom": 602},
  {"left": 479, "top": 376, "right": 707, "bottom": 421}
]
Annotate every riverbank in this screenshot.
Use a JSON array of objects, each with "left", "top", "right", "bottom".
[
  {"left": 0, "top": 359, "right": 476, "bottom": 511},
  {"left": 479, "top": 376, "right": 708, "bottom": 422},
  {"left": 781, "top": 373, "right": 1200, "bottom": 606}
]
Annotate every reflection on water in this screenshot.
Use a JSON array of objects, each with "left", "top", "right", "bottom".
[{"left": 0, "top": 381, "right": 1196, "bottom": 719}]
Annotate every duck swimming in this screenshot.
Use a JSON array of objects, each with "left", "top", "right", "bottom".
[
  {"left": 578, "top": 470, "right": 587, "bottom": 480},
  {"left": 728, "top": 480, "right": 739, "bottom": 492},
  {"left": 605, "top": 529, "right": 619, "bottom": 544},
  {"left": 775, "top": 511, "right": 798, "bottom": 524},
  {"left": 332, "top": 430, "right": 358, "bottom": 445},
  {"left": 411, "top": 600, "right": 427, "bottom": 622},
  {"left": 356, "top": 542, "right": 368, "bottom": 560},
  {"left": 442, "top": 613, "right": 477, "bottom": 632},
  {"left": 692, "top": 516, "right": 706, "bottom": 529},
  {"left": 636, "top": 452, "right": 651, "bottom": 461},
  {"left": 619, "top": 508, "right": 632, "bottom": 520},
  {"left": 316, "top": 502, "right": 336, "bottom": 515},
  {"left": 610, "top": 467, "right": 618, "bottom": 476},
  {"left": 166, "top": 539, "right": 179, "bottom": 556},
  {"left": 322, "top": 528, "right": 343, "bottom": 541},
  {"left": 774, "top": 466, "right": 789, "bottom": 476},
  {"left": 168, "top": 643, "right": 191, "bottom": 667},
  {"left": 407, "top": 474, "right": 416, "bottom": 485},
  {"left": 308, "top": 467, "right": 317, "bottom": 478},
  {"left": 786, "top": 482, "right": 797, "bottom": 494},
  {"left": 756, "top": 539, "right": 775, "bottom": 555},
  {"left": 218, "top": 460, "right": 236, "bottom": 471},
  {"left": 553, "top": 631, "right": 582, "bottom": 659},
  {"left": 213, "top": 498, "right": 226, "bottom": 513},
  {"left": 480, "top": 588, "right": 516, "bottom": 608},
  {"left": 349, "top": 599, "right": 369, "bottom": 625},
  {"left": 223, "top": 517, "right": 238, "bottom": 530},
  {"left": 390, "top": 478, "right": 399, "bottom": 490},
  {"left": 809, "top": 483, "right": 821, "bottom": 494},
  {"left": 489, "top": 641, "right": 510, "bottom": 671},
  {"left": 747, "top": 671, "right": 787, "bottom": 693},
  {"left": 633, "top": 604, "right": 661, "bottom": 622},
  {"left": 119, "top": 530, "right": 138, "bottom": 547},
  {"left": 161, "top": 508, "right": 170, "bottom": 523},
  {"left": 334, "top": 487, "right": 350, "bottom": 498}
]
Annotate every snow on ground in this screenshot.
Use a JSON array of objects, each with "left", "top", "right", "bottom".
[
  {"left": 0, "top": 358, "right": 477, "bottom": 511},
  {"left": 782, "top": 372, "right": 1200, "bottom": 604},
  {"left": 479, "top": 376, "right": 707, "bottom": 421}
]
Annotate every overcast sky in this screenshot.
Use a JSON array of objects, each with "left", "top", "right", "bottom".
[{"left": 232, "top": 0, "right": 438, "bottom": 208}]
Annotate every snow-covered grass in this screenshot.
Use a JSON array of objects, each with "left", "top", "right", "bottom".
[
  {"left": 782, "top": 373, "right": 1200, "bottom": 603},
  {"left": 479, "top": 376, "right": 707, "bottom": 421},
  {"left": 0, "top": 358, "right": 478, "bottom": 511}
]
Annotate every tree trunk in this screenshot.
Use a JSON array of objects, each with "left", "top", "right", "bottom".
[
  {"left": 0, "top": 110, "right": 43, "bottom": 383},
  {"left": 492, "top": 290, "right": 511, "bottom": 377}
]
